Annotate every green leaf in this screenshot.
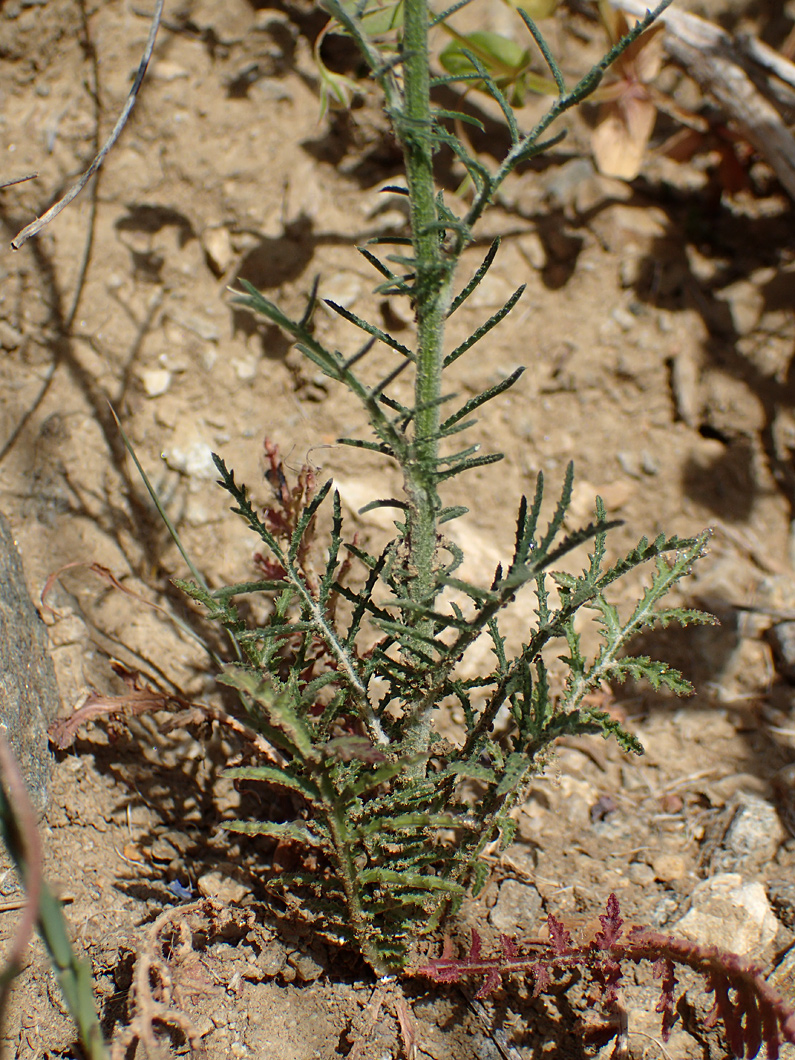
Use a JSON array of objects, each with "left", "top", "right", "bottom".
[
  {"left": 439, "top": 29, "right": 557, "bottom": 97},
  {"left": 225, "top": 819, "right": 330, "bottom": 848},
  {"left": 224, "top": 765, "right": 322, "bottom": 803},
  {"left": 441, "top": 30, "right": 529, "bottom": 79},
  {"left": 443, "top": 762, "right": 498, "bottom": 782},
  {"left": 324, "top": 299, "right": 414, "bottom": 359},
  {"left": 605, "top": 656, "right": 695, "bottom": 696},
  {"left": 444, "top": 286, "right": 525, "bottom": 367},
  {"left": 358, "top": 812, "right": 464, "bottom": 833},
  {"left": 342, "top": 756, "right": 429, "bottom": 798},
  {"left": 359, "top": 868, "right": 466, "bottom": 893},
  {"left": 331, "top": 0, "right": 404, "bottom": 37},
  {"left": 507, "top": 0, "right": 559, "bottom": 19},
  {"left": 219, "top": 668, "right": 315, "bottom": 760},
  {"left": 439, "top": 505, "right": 469, "bottom": 523},
  {"left": 580, "top": 710, "right": 645, "bottom": 756},
  {"left": 470, "top": 858, "right": 490, "bottom": 896},
  {"left": 441, "top": 367, "right": 524, "bottom": 433},
  {"left": 211, "top": 579, "right": 288, "bottom": 598},
  {"left": 494, "top": 751, "right": 531, "bottom": 797}
]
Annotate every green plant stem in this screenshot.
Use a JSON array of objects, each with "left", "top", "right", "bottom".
[
  {"left": 319, "top": 778, "right": 391, "bottom": 976},
  {"left": 0, "top": 737, "right": 108, "bottom": 1060},
  {"left": 400, "top": 0, "right": 457, "bottom": 754}
]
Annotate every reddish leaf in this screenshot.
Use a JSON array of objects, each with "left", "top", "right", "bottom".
[
  {"left": 475, "top": 968, "right": 502, "bottom": 998},
  {"left": 548, "top": 913, "right": 572, "bottom": 955},
  {"left": 470, "top": 928, "right": 482, "bottom": 960},
  {"left": 593, "top": 892, "right": 624, "bottom": 949},
  {"left": 501, "top": 935, "right": 518, "bottom": 960}
]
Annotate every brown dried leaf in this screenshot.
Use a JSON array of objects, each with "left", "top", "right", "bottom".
[{"left": 592, "top": 93, "right": 657, "bottom": 179}]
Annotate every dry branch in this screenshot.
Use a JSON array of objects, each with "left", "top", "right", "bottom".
[
  {"left": 617, "top": 0, "right": 795, "bottom": 198},
  {"left": 10, "top": 0, "right": 164, "bottom": 249}
]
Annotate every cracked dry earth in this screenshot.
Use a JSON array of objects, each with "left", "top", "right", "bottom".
[{"left": 1, "top": 0, "right": 795, "bottom": 1056}]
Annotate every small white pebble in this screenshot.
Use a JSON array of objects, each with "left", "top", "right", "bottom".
[{"left": 141, "top": 368, "right": 171, "bottom": 397}]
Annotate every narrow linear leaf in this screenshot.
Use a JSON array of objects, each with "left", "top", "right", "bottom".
[
  {"left": 519, "top": 9, "right": 566, "bottom": 94},
  {"left": 441, "top": 368, "right": 524, "bottom": 432},
  {"left": 324, "top": 299, "right": 415, "bottom": 360},
  {"left": 444, "top": 286, "right": 525, "bottom": 367},
  {"left": 448, "top": 238, "right": 500, "bottom": 316},
  {"left": 225, "top": 818, "right": 330, "bottom": 848},
  {"left": 433, "top": 451, "right": 503, "bottom": 482},
  {"left": 224, "top": 765, "right": 322, "bottom": 803},
  {"left": 359, "top": 868, "right": 466, "bottom": 893}
]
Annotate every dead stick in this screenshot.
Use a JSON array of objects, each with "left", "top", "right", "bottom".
[
  {"left": 10, "top": 0, "right": 164, "bottom": 250},
  {"left": 617, "top": 0, "right": 795, "bottom": 199},
  {"left": 0, "top": 173, "right": 38, "bottom": 190}
]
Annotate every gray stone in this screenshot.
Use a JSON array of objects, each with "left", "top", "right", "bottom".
[
  {"left": 769, "top": 878, "right": 795, "bottom": 929},
  {"left": 489, "top": 879, "right": 543, "bottom": 933},
  {"left": 766, "top": 622, "right": 795, "bottom": 683},
  {"left": 0, "top": 513, "right": 60, "bottom": 812},
  {"left": 769, "top": 944, "right": 795, "bottom": 1011},
  {"left": 709, "top": 793, "right": 786, "bottom": 875}
]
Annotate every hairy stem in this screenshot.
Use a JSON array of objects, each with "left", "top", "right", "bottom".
[
  {"left": 399, "top": 0, "right": 457, "bottom": 753},
  {"left": 318, "top": 775, "right": 392, "bottom": 976}
]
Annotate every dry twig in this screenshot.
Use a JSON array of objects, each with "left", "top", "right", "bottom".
[
  {"left": 618, "top": 0, "right": 795, "bottom": 198},
  {"left": 10, "top": 0, "right": 164, "bottom": 249}
]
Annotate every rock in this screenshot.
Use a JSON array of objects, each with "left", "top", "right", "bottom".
[
  {"left": 640, "top": 450, "right": 660, "bottom": 475},
  {"left": 150, "top": 60, "right": 190, "bottom": 81},
  {"left": 231, "top": 354, "right": 259, "bottom": 381},
  {"left": 610, "top": 305, "right": 636, "bottom": 332},
  {"left": 670, "top": 347, "right": 701, "bottom": 428},
  {"left": 0, "top": 321, "right": 24, "bottom": 350},
  {"left": 769, "top": 878, "right": 795, "bottom": 929},
  {"left": 603, "top": 1004, "right": 702, "bottom": 1060},
  {"left": 287, "top": 948, "right": 325, "bottom": 982},
  {"left": 141, "top": 368, "right": 172, "bottom": 397},
  {"left": 599, "top": 480, "right": 634, "bottom": 512},
  {"left": 165, "top": 307, "right": 221, "bottom": 343},
  {"left": 162, "top": 439, "right": 217, "bottom": 480},
  {"left": 769, "top": 944, "right": 795, "bottom": 1010},
  {"left": 489, "top": 879, "right": 543, "bottom": 933},
  {"left": 773, "top": 764, "right": 795, "bottom": 838},
  {"left": 708, "top": 793, "right": 786, "bottom": 875},
  {"left": 567, "top": 479, "right": 633, "bottom": 525},
  {"left": 201, "top": 226, "right": 234, "bottom": 275},
  {"left": 0, "top": 513, "right": 61, "bottom": 812},
  {"left": 517, "top": 232, "right": 546, "bottom": 270},
  {"left": 719, "top": 276, "right": 765, "bottom": 337},
  {"left": 651, "top": 852, "right": 687, "bottom": 883},
  {"left": 321, "top": 272, "right": 362, "bottom": 310},
  {"left": 628, "top": 861, "right": 655, "bottom": 886},
  {"left": 197, "top": 871, "right": 249, "bottom": 904},
  {"left": 543, "top": 158, "right": 629, "bottom": 215},
  {"left": 766, "top": 622, "right": 795, "bottom": 683},
  {"left": 673, "top": 873, "right": 779, "bottom": 956},
  {"left": 649, "top": 896, "right": 679, "bottom": 928}
]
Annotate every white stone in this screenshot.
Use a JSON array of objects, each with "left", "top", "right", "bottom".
[
  {"left": 141, "top": 368, "right": 171, "bottom": 397},
  {"left": 673, "top": 873, "right": 779, "bottom": 956},
  {"left": 201, "top": 226, "right": 234, "bottom": 274},
  {"left": 162, "top": 440, "right": 217, "bottom": 480},
  {"left": 232, "top": 354, "right": 259, "bottom": 381}
]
